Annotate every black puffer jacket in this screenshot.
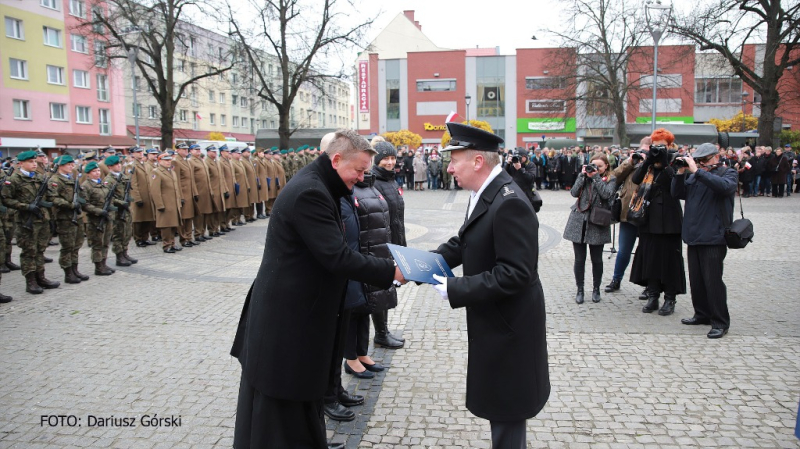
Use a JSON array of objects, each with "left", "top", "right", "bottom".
[
  {"left": 371, "top": 165, "right": 407, "bottom": 247},
  {"left": 354, "top": 173, "right": 397, "bottom": 311}
]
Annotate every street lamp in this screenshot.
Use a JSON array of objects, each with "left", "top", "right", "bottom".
[
  {"left": 465, "top": 94, "right": 471, "bottom": 123},
  {"left": 741, "top": 91, "right": 748, "bottom": 131},
  {"left": 121, "top": 26, "right": 143, "bottom": 146},
  {"left": 645, "top": 0, "right": 673, "bottom": 132}
]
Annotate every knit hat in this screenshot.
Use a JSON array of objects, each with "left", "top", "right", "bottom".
[{"left": 373, "top": 141, "right": 397, "bottom": 165}]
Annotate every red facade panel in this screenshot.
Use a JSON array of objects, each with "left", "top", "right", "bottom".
[
  {"left": 406, "top": 51, "right": 466, "bottom": 141},
  {"left": 626, "top": 45, "right": 696, "bottom": 123}
]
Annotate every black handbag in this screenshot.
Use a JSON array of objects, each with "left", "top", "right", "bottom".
[
  {"left": 589, "top": 204, "right": 612, "bottom": 227},
  {"left": 530, "top": 189, "right": 543, "bottom": 212},
  {"left": 610, "top": 194, "right": 622, "bottom": 223},
  {"left": 719, "top": 192, "right": 754, "bottom": 249}
]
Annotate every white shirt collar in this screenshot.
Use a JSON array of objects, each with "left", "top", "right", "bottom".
[{"left": 467, "top": 164, "right": 503, "bottom": 219}]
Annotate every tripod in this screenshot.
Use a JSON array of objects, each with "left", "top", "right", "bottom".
[{"left": 604, "top": 222, "right": 618, "bottom": 259}]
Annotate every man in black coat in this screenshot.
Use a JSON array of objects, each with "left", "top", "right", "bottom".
[
  {"left": 430, "top": 123, "right": 550, "bottom": 449},
  {"left": 230, "top": 129, "right": 405, "bottom": 449}
]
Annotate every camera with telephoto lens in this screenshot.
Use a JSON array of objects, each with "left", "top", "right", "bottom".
[
  {"left": 511, "top": 156, "right": 520, "bottom": 164},
  {"left": 585, "top": 163, "right": 598, "bottom": 173},
  {"left": 649, "top": 144, "right": 668, "bottom": 159},
  {"left": 670, "top": 151, "right": 688, "bottom": 168}
]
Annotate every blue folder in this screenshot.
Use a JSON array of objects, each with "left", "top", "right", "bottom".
[{"left": 387, "top": 243, "right": 453, "bottom": 285}]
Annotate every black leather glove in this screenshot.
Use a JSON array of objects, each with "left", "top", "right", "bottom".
[
  {"left": 78, "top": 197, "right": 87, "bottom": 205},
  {"left": 26, "top": 203, "right": 41, "bottom": 215},
  {"left": 39, "top": 200, "right": 53, "bottom": 208},
  {"left": 136, "top": 201, "right": 144, "bottom": 207},
  {"left": 247, "top": 187, "right": 251, "bottom": 192},
  {"left": 193, "top": 195, "right": 199, "bottom": 202},
  {"left": 181, "top": 199, "right": 185, "bottom": 207},
  {"left": 224, "top": 192, "right": 230, "bottom": 199},
  {"left": 158, "top": 207, "right": 165, "bottom": 212},
  {"left": 118, "top": 203, "right": 129, "bottom": 210},
  {"left": 100, "top": 210, "right": 109, "bottom": 218}
]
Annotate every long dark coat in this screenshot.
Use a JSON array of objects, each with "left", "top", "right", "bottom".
[
  {"left": 630, "top": 163, "right": 683, "bottom": 235},
  {"left": 230, "top": 153, "right": 396, "bottom": 400},
  {"left": 434, "top": 170, "right": 550, "bottom": 421},
  {"left": 562, "top": 173, "right": 615, "bottom": 245}
]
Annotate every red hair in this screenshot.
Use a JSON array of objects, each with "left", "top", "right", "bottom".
[{"left": 650, "top": 128, "right": 675, "bottom": 145}]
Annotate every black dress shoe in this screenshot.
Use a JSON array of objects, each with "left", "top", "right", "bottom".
[
  {"left": 344, "top": 362, "right": 374, "bottom": 379},
  {"left": 323, "top": 402, "right": 355, "bottom": 422},
  {"left": 203, "top": 235, "right": 213, "bottom": 240},
  {"left": 373, "top": 333, "right": 404, "bottom": 349},
  {"left": 48, "top": 240, "right": 59, "bottom": 246},
  {"left": 328, "top": 443, "right": 345, "bottom": 449},
  {"left": 361, "top": 361, "right": 385, "bottom": 372},
  {"left": 172, "top": 246, "right": 182, "bottom": 251},
  {"left": 163, "top": 247, "right": 176, "bottom": 254},
  {"left": 681, "top": 316, "right": 711, "bottom": 325},
  {"left": 212, "top": 232, "right": 222, "bottom": 237},
  {"left": 145, "top": 240, "right": 157, "bottom": 245},
  {"left": 707, "top": 328, "right": 728, "bottom": 339},
  {"left": 196, "top": 236, "right": 208, "bottom": 242},
  {"left": 152, "top": 235, "right": 162, "bottom": 242},
  {"left": 44, "top": 256, "right": 53, "bottom": 263},
  {"left": 338, "top": 390, "right": 364, "bottom": 406},
  {"left": 136, "top": 240, "right": 149, "bottom": 248},
  {"left": 182, "top": 241, "right": 195, "bottom": 247},
  {"left": 638, "top": 288, "right": 649, "bottom": 300},
  {"left": 225, "top": 227, "right": 235, "bottom": 231}
]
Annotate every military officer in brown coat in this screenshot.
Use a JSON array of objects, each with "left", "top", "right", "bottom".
[
  {"left": 203, "top": 145, "right": 229, "bottom": 236},
  {"left": 189, "top": 144, "right": 214, "bottom": 240},
  {"left": 150, "top": 153, "right": 183, "bottom": 253},
  {"left": 172, "top": 144, "right": 198, "bottom": 247},
  {"left": 130, "top": 147, "right": 157, "bottom": 247},
  {"left": 254, "top": 149, "right": 270, "bottom": 218},
  {"left": 219, "top": 146, "right": 237, "bottom": 231},
  {"left": 231, "top": 148, "right": 250, "bottom": 226},
  {"left": 431, "top": 123, "right": 550, "bottom": 449},
  {"left": 241, "top": 148, "right": 259, "bottom": 222}
]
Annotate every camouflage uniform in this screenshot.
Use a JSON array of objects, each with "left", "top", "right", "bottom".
[
  {"left": 0, "top": 171, "right": 20, "bottom": 272},
  {"left": 1, "top": 170, "right": 52, "bottom": 276},
  {"left": 104, "top": 171, "right": 135, "bottom": 264},
  {"left": 441, "top": 153, "right": 453, "bottom": 189},
  {"left": 81, "top": 178, "right": 116, "bottom": 269},
  {"left": 49, "top": 172, "right": 87, "bottom": 282}
]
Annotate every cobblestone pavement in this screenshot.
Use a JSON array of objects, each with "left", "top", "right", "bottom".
[{"left": 0, "top": 187, "right": 798, "bottom": 448}]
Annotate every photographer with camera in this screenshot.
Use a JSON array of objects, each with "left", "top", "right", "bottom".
[
  {"left": 505, "top": 151, "right": 540, "bottom": 212},
  {"left": 563, "top": 154, "right": 615, "bottom": 304},
  {"left": 671, "top": 143, "right": 737, "bottom": 339},
  {"left": 628, "top": 129, "right": 686, "bottom": 316}
]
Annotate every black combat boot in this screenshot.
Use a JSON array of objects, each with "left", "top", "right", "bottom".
[
  {"left": 44, "top": 256, "right": 53, "bottom": 263},
  {"left": 0, "top": 264, "right": 9, "bottom": 274},
  {"left": 72, "top": 265, "right": 89, "bottom": 281},
  {"left": 0, "top": 291, "right": 11, "bottom": 303},
  {"left": 103, "top": 258, "right": 116, "bottom": 273},
  {"left": 658, "top": 294, "right": 676, "bottom": 316},
  {"left": 35, "top": 270, "right": 60, "bottom": 289},
  {"left": 123, "top": 251, "right": 138, "bottom": 264},
  {"left": 638, "top": 288, "right": 649, "bottom": 300},
  {"left": 6, "top": 254, "right": 20, "bottom": 271},
  {"left": 25, "top": 272, "right": 43, "bottom": 294},
  {"left": 372, "top": 312, "right": 404, "bottom": 349},
  {"left": 575, "top": 286, "right": 585, "bottom": 304},
  {"left": 642, "top": 291, "right": 660, "bottom": 313},
  {"left": 95, "top": 261, "right": 114, "bottom": 276},
  {"left": 115, "top": 253, "right": 132, "bottom": 267},
  {"left": 64, "top": 267, "right": 81, "bottom": 284},
  {"left": 604, "top": 279, "right": 620, "bottom": 293}
]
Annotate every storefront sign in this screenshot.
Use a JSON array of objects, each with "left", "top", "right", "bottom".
[
  {"left": 635, "top": 116, "right": 694, "bottom": 124},
  {"left": 423, "top": 123, "right": 446, "bottom": 131},
  {"left": 517, "top": 118, "right": 576, "bottom": 133},
  {"left": 359, "top": 61, "right": 369, "bottom": 113}
]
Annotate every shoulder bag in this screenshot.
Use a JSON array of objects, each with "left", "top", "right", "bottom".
[
  {"left": 577, "top": 180, "right": 612, "bottom": 227},
  {"left": 717, "top": 170, "right": 754, "bottom": 249}
]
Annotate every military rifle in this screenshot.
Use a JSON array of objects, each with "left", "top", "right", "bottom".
[
  {"left": 70, "top": 175, "right": 81, "bottom": 225},
  {"left": 117, "top": 169, "right": 133, "bottom": 221},
  {"left": 96, "top": 181, "right": 118, "bottom": 232}
]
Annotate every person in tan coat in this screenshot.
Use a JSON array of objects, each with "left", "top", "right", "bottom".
[
  {"left": 129, "top": 147, "right": 157, "bottom": 247},
  {"left": 219, "top": 146, "right": 236, "bottom": 232},
  {"left": 150, "top": 153, "right": 183, "bottom": 253},
  {"left": 189, "top": 145, "right": 214, "bottom": 241},
  {"left": 241, "top": 148, "right": 259, "bottom": 222},
  {"left": 255, "top": 149, "right": 270, "bottom": 218},
  {"left": 230, "top": 148, "right": 250, "bottom": 226},
  {"left": 266, "top": 150, "right": 286, "bottom": 214},
  {"left": 172, "top": 144, "right": 198, "bottom": 247},
  {"left": 204, "top": 145, "right": 229, "bottom": 236}
]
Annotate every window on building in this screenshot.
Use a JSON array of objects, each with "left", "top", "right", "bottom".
[
  {"left": 525, "top": 77, "right": 567, "bottom": 90},
  {"left": 9, "top": 58, "right": 28, "bottom": 80},
  {"left": 260, "top": 119, "right": 266, "bottom": 129},
  {"left": 97, "top": 74, "right": 109, "bottom": 101},
  {"left": 416, "top": 79, "right": 456, "bottom": 92},
  {"left": 46, "top": 65, "right": 64, "bottom": 85},
  {"left": 220, "top": 114, "right": 226, "bottom": 126},
  {"left": 99, "top": 108, "right": 110, "bottom": 135},
  {"left": 94, "top": 41, "right": 107, "bottom": 67},
  {"left": 209, "top": 113, "right": 216, "bottom": 124},
  {"left": 5, "top": 17, "right": 24, "bottom": 40},
  {"left": 639, "top": 74, "right": 682, "bottom": 89},
  {"left": 13, "top": 99, "right": 30, "bottom": 119},
  {"left": 74, "top": 70, "right": 90, "bottom": 88},
  {"left": 177, "top": 59, "right": 185, "bottom": 73},
  {"left": 232, "top": 94, "right": 238, "bottom": 106},
  {"left": 132, "top": 103, "right": 140, "bottom": 117},
  {"left": 231, "top": 72, "right": 239, "bottom": 83},
  {"left": 190, "top": 62, "right": 196, "bottom": 77},
  {"left": 270, "top": 120, "right": 276, "bottom": 128},
  {"left": 695, "top": 77, "right": 743, "bottom": 104},
  {"left": 50, "top": 103, "right": 67, "bottom": 120},
  {"left": 40, "top": 0, "right": 59, "bottom": 10},
  {"left": 179, "top": 109, "right": 188, "bottom": 122},
  {"left": 76, "top": 106, "right": 91, "bottom": 124},
  {"left": 233, "top": 116, "right": 239, "bottom": 127},
  {"left": 69, "top": 0, "right": 84, "bottom": 17},
  {"left": 219, "top": 92, "right": 226, "bottom": 104},
  {"left": 70, "top": 34, "right": 87, "bottom": 53},
  {"left": 91, "top": 7, "right": 104, "bottom": 34},
  {"left": 148, "top": 105, "right": 157, "bottom": 119},
  {"left": 241, "top": 97, "right": 247, "bottom": 107},
  {"left": 261, "top": 100, "right": 266, "bottom": 111},
  {"left": 43, "top": 26, "right": 62, "bottom": 47},
  {"left": 387, "top": 81, "right": 400, "bottom": 120},
  {"left": 208, "top": 90, "right": 215, "bottom": 102}
]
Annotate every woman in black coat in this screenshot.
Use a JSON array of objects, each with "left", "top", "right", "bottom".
[
  {"left": 629, "top": 129, "right": 686, "bottom": 316},
  {"left": 370, "top": 141, "right": 407, "bottom": 348},
  {"left": 505, "top": 153, "right": 540, "bottom": 212}
]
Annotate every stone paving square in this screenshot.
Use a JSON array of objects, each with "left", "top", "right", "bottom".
[{"left": 0, "top": 187, "right": 798, "bottom": 448}]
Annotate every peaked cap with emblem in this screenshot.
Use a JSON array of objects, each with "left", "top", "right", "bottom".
[{"left": 442, "top": 123, "right": 504, "bottom": 153}]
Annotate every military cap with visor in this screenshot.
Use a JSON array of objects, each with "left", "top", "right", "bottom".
[{"left": 441, "top": 122, "right": 504, "bottom": 153}]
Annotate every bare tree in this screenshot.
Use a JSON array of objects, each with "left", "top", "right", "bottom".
[
  {"left": 226, "top": 0, "right": 374, "bottom": 149},
  {"left": 671, "top": 0, "right": 800, "bottom": 146},
  {"left": 75, "top": 0, "right": 235, "bottom": 148},
  {"left": 544, "top": 0, "right": 692, "bottom": 146}
]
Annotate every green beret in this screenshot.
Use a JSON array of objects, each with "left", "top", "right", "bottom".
[
  {"left": 280, "top": 150, "right": 288, "bottom": 154},
  {"left": 17, "top": 151, "right": 37, "bottom": 162},
  {"left": 58, "top": 155, "right": 75, "bottom": 165},
  {"left": 271, "top": 146, "right": 278, "bottom": 151},
  {"left": 288, "top": 148, "right": 295, "bottom": 153},
  {"left": 104, "top": 155, "right": 121, "bottom": 166},
  {"left": 84, "top": 161, "right": 99, "bottom": 173}
]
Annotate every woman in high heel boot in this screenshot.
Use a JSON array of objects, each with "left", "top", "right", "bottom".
[{"left": 562, "top": 154, "right": 615, "bottom": 304}]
